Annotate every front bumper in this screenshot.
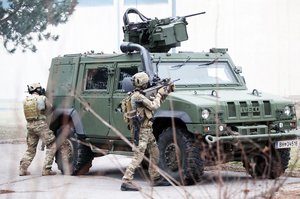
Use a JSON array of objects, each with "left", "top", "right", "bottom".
[{"left": 205, "top": 129, "right": 300, "bottom": 143}]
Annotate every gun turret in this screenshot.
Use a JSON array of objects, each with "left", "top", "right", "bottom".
[{"left": 122, "top": 8, "right": 205, "bottom": 53}]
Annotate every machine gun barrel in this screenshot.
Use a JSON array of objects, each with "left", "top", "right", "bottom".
[{"left": 183, "top": 11, "right": 206, "bottom": 18}]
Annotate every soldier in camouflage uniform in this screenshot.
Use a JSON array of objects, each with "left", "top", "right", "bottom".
[
  {"left": 19, "top": 83, "right": 57, "bottom": 176},
  {"left": 121, "top": 72, "right": 173, "bottom": 191}
]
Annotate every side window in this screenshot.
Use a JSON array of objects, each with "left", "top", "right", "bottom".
[
  {"left": 118, "top": 67, "right": 138, "bottom": 91},
  {"left": 86, "top": 68, "right": 108, "bottom": 90}
]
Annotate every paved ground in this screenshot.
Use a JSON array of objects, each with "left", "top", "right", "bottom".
[
  {"left": 0, "top": 143, "right": 300, "bottom": 199},
  {"left": 0, "top": 102, "right": 299, "bottom": 198}
]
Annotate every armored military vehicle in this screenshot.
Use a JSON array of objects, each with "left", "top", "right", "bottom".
[{"left": 46, "top": 8, "right": 300, "bottom": 184}]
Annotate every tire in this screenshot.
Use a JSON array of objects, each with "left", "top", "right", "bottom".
[
  {"left": 158, "top": 127, "right": 204, "bottom": 185},
  {"left": 55, "top": 125, "right": 94, "bottom": 175},
  {"left": 243, "top": 146, "right": 290, "bottom": 179},
  {"left": 74, "top": 143, "right": 94, "bottom": 175},
  {"left": 55, "top": 138, "right": 77, "bottom": 175}
]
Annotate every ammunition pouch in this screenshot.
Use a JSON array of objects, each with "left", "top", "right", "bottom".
[{"left": 124, "top": 110, "right": 137, "bottom": 119}]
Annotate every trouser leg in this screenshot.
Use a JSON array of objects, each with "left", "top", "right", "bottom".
[
  {"left": 20, "top": 129, "right": 39, "bottom": 171},
  {"left": 122, "top": 130, "right": 148, "bottom": 182},
  {"left": 40, "top": 126, "right": 56, "bottom": 171},
  {"left": 147, "top": 129, "right": 160, "bottom": 180}
]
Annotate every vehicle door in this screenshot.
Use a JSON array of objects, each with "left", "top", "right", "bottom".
[
  {"left": 75, "top": 63, "right": 112, "bottom": 138},
  {"left": 108, "top": 63, "right": 139, "bottom": 138}
]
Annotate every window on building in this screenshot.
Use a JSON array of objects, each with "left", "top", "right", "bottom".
[
  {"left": 124, "top": 0, "right": 168, "bottom": 5},
  {"left": 78, "top": 0, "right": 113, "bottom": 6}
]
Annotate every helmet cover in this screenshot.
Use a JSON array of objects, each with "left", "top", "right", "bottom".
[{"left": 132, "top": 72, "right": 149, "bottom": 88}]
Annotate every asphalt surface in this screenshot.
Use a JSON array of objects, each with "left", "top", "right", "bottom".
[{"left": 0, "top": 142, "right": 300, "bottom": 199}]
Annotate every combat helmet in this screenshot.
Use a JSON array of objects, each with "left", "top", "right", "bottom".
[
  {"left": 132, "top": 72, "right": 149, "bottom": 88},
  {"left": 27, "top": 83, "right": 45, "bottom": 95}
]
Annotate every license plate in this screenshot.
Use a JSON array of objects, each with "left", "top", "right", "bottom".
[{"left": 275, "top": 139, "right": 300, "bottom": 149}]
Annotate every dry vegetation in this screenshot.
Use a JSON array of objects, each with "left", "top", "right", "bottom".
[{"left": 0, "top": 100, "right": 300, "bottom": 198}]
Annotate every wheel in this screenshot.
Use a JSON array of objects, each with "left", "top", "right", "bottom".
[
  {"left": 55, "top": 138, "right": 76, "bottom": 175},
  {"left": 243, "top": 146, "right": 290, "bottom": 179},
  {"left": 74, "top": 143, "right": 94, "bottom": 175},
  {"left": 55, "top": 125, "right": 94, "bottom": 175},
  {"left": 158, "top": 127, "right": 204, "bottom": 185}
]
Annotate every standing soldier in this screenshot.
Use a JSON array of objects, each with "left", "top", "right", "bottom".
[
  {"left": 121, "top": 72, "right": 173, "bottom": 191},
  {"left": 19, "top": 83, "right": 57, "bottom": 176}
]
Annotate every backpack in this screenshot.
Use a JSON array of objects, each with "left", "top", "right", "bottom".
[
  {"left": 121, "top": 92, "right": 141, "bottom": 143},
  {"left": 120, "top": 92, "right": 133, "bottom": 125},
  {"left": 23, "top": 96, "right": 39, "bottom": 120}
]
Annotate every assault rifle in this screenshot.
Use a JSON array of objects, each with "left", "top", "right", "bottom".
[
  {"left": 130, "top": 79, "right": 179, "bottom": 145},
  {"left": 131, "top": 114, "right": 142, "bottom": 146},
  {"left": 142, "top": 78, "right": 180, "bottom": 98}
]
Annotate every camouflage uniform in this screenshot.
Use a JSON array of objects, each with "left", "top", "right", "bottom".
[
  {"left": 19, "top": 92, "right": 56, "bottom": 176},
  {"left": 122, "top": 89, "right": 163, "bottom": 183}
]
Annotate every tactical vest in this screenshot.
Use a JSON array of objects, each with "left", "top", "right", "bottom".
[
  {"left": 23, "top": 95, "right": 46, "bottom": 120},
  {"left": 23, "top": 96, "right": 39, "bottom": 120},
  {"left": 121, "top": 91, "right": 153, "bottom": 128},
  {"left": 130, "top": 91, "right": 153, "bottom": 128}
]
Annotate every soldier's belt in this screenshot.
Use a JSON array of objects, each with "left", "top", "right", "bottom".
[
  {"left": 125, "top": 110, "right": 137, "bottom": 118},
  {"left": 140, "top": 127, "right": 151, "bottom": 130},
  {"left": 27, "top": 115, "right": 46, "bottom": 121}
]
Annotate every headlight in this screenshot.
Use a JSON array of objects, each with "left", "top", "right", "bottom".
[
  {"left": 202, "top": 109, "right": 210, "bottom": 119},
  {"left": 284, "top": 106, "right": 291, "bottom": 116},
  {"left": 219, "top": 125, "right": 224, "bottom": 132}
]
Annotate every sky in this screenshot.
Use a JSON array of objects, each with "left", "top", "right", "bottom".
[{"left": 1, "top": 0, "right": 300, "bottom": 100}]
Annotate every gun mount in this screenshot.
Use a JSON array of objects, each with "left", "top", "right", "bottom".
[{"left": 122, "top": 8, "right": 205, "bottom": 53}]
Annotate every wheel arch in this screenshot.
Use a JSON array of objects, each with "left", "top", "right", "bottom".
[
  {"left": 153, "top": 110, "right": 192, "bottom": 139},
  {"left": 49, "top": 108, "right": 85, "bottom": 137}
]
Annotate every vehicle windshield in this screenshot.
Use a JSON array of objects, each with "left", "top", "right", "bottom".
[{"left": 156, "top": 62, "right": 239, "bottom": 86}]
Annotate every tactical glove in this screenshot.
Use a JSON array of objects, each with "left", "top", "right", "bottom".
[
  {"left": 168, "top": 83, "right": 175, "bottom": 92},
  {"left": 158, "top": 87, "right": 169, "bottom": 98}
]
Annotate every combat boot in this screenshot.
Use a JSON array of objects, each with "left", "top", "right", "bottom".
[
  {"left": 120, "top": 182, "right": 139, "bottom": 191},
  {"left": 42, "top": 169, "right": 57, "bottom": 176},
  {"left": 19, "top": 168, "right": 30, "bottom": 176},
  {"left": 152, "top": 177, "right": 171, "bottom": 186}
]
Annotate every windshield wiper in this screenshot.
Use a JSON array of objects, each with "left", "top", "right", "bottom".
[
  {"left": 170, "top": 56, "right": 191, "bottom": 69},
  {"left": 155, "top": 57, "right": 161, "bottom": 68},
  {"left": 197, "top": 58, "right": 219, "bottom": 68}
]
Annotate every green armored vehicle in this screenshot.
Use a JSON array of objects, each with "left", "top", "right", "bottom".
[{"left": 46, "top": 8, "right": 300, "bottom": 184}]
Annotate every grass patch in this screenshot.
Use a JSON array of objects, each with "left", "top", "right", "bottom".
[{"left": 288, "top": 147, "right": 300, "bottom": 171}]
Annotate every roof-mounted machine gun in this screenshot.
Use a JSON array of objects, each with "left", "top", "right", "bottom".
[{"left": 122, "top": 8, "right": 206, "bottom": 53}]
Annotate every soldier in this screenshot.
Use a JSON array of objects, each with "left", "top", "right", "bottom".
[
  {"left": 19, "top": 83, "right": 57, "bottom": 176},
  {"left": 121, "top": 72, "right": 173, "bottom": 191}
]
